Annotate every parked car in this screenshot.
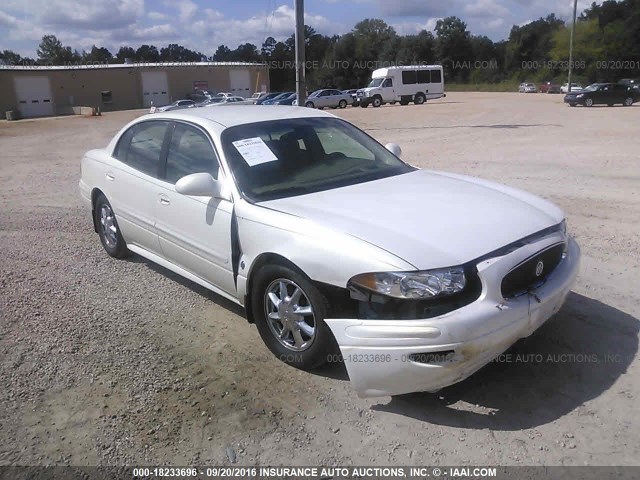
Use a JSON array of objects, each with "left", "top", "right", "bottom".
[
  {"left": 560, "top": 83, "right": 583, "bottom": 93},
  {"left": 564, "top": 82, "right": 639, "bottom": 107},
  {"left": 519, "top": 83, "right": 537, "bottom": 93},
  {"left": 262, "top": 92, "right": 294, "bottom": 105},
  {"left": 255, "top": 93, "right": 282, "bottom": 105},
  {"left": 249, "top": 92, "right": 268, "bottom": 103},
  {"left": 274, "top": 93, "right": 297, "bottom": 105},
  {"left": 342, "top": 89, "right": 359, "bottom": 106},
  {"left": 618, "top": 79, "right": 640, "bottom": 92},
  {"left": 301, "top": 89, "right": 352, "bottom": 109},
  {"left": 539, "top": 82, "right": 561, "bottom": 94},
  {"left": 151, "top": 99, "right": 195, "bottom": 113},
  {"left": 79, "top": 105, "right": 580, "bottom": 398},
  {"left": 187, "top": 89, "right": 216, "bottom": 102},
  {"left": 196, "top": 97, "right": 227, "bottom": 107}
]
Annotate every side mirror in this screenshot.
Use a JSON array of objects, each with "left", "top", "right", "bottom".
[
  {"left": 175, "top": 173, "right": 228, "bottom": 200},
  {"left": 385, "top": 142, "right": 402, "bottom": 158}
]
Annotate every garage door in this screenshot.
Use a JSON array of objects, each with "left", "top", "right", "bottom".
[
  {"left": 229, "top": 70, "right": 251, "bottom": 97},
  {"left": 14, "top": 76, "right": 54, "bottom": 118},
  {"left": 141, "top": 71, "right": 170, "bottom": 107}
]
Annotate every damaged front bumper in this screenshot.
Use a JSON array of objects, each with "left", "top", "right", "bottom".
[{"left": 325, "top": 235, "right": 580, "bottom": 398}]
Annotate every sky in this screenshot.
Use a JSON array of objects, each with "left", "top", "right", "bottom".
[{"left": 0, "top": 0, "right": 598, "bottom": 58}]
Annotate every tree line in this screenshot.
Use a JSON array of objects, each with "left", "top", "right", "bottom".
[{"left": 1, "top": 0, "right": 638, "bottom": 91}]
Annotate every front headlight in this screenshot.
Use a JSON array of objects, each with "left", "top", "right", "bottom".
[
  {"left": 576, "top": 94, "right": 584, "bottom": 98},
  {"left": 348, "top": 267, "right": 466, "bottom": 300}
]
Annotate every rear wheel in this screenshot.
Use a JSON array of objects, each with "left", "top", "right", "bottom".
[
  {"left": 414, "top": 93, "right": 426, "bottom": 105},
  {"left": 94, "top": 193, "right": 129, "bottom": 259},
  {"left": 623, "top": 97, "right": 633, "bottom": 106},
  {"left": 338, "top": 99, "right": 347, "bottom": 109},
  {"left": 252, "top": 265, "right": 335, "bottom": 370}
]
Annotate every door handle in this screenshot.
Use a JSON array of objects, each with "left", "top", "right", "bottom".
[
  {"left": 106, "top": 172, "right": 115, "bottom": 181},
  {"left": 158, "top": 194, "right": 170, "bottom": 206}
]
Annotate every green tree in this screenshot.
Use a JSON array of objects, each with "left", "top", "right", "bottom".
[
  {"left": 135, "top": 45, "right": 160, "bottom": 62},
  {"left": 83, "top": 45, "right": 113, "bottom": 64},
  {"left": 435, "top": 16, "right": 473, "bottom": 81},
  {"left": 37, "top": 35, "right": 80, "bottom": 65},
  {"left": 115, "top": 46, "right": 136, "bottom": 63}
]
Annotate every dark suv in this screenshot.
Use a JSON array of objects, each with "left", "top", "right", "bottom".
[{"left": 564, "top": 83, "right": 638, "bottom": 107}]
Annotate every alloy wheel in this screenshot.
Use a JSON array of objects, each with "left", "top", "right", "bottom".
[{"left": 100, "top": 204, "right": 118, "bottom": 248}]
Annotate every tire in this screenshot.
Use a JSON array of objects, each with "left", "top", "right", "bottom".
[
  {"left": 414, "top": 93, "right": 425, "bottom": 105},
  {"left": 251, "top": 264, "right": 335, "bottom": 370},
  {"left": 360, "top": 102, "right": 368, "bottom": 108},
  {"left": 305, "top": 101, "right": 314, "bottom": 108},
  {"left": 608, "top": 104, "right": 614, "bottom": 107},
  {"left": 372, "top": 96, "right": 382, "bottom": 108},
  {"left": 584, "top": 98, "right": 593, "bottom": 107},
  {"left": 623, "top": 97, "right": 633, "bottom": 106},
  {"left": 338, "top": 99, "right": 347, "bottom": 109},
  {"left": 94, "top": 193, "right": 129, "bottom": 259}
]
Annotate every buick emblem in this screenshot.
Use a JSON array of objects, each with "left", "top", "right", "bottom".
[{"left": 535, "top": 260, "right": 544, "bottom": 277}]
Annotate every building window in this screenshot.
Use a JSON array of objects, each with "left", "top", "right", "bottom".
[{"left": 101, "top": 91, "right": 113, "bottom": 104}]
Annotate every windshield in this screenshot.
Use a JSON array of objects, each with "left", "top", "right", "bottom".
[
  {"left": 368, "top": 78, "right": 384, "bottom": 88},
  {"left": 221, "top": 117, "right": 414, "bottom": 202}
]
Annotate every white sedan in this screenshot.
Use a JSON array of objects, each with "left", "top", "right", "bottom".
[{"left": 79, "top": 106, "right": 580, "bottom": 398}]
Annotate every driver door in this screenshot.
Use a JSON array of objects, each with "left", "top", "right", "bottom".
[
  {"left": 154, "top": 121, "right": 236, "bottom": 296},
  {"left": 381, "top": 78, "right": 395, "bottom": 102}
]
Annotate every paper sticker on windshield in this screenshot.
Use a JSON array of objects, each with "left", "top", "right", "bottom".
[{"left": 232, "top": 137, "right": 278, "bottom": 166}]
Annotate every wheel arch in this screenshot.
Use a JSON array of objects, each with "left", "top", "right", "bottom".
[
  {"left": 91, "top": 187, "right": 106, "bottom": 233},
  {"left": 243, "top": 253, "right": 308, "bottom": 324}
]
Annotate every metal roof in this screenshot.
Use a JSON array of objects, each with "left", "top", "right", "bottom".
[{"left": 0, "top": 61, "right": 266, "bottom": 71}]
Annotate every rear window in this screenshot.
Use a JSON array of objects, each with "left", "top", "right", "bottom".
[{"left": 430, "top": 69, "right": 442, "bottom": 83}]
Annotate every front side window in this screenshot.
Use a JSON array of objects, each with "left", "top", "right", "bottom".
[
  {"left": 221, "top": 117, "right": 414, "bottom": 202},
  {"left": 114, "top": 121, "right": 168, "bottom": 177},
  {"left": 382, "top": 78, "right": 393, "bottom": 88},
  {"left": 165, "top": 124, "right": 219, "bottom": 184}
]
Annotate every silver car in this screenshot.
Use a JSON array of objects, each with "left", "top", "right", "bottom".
[{"left": 303, "top": 89, "right": 352, "bottom": 109}]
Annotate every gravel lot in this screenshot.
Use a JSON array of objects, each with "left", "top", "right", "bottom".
[{"left": 1, "top": 92, "right": 639, "bottom": 467}]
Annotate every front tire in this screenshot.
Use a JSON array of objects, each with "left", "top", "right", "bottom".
[
  {"left": 305, "top": 101, "right": 315, "bottom": 108},
  {"left": 372, "top": 96, "right": 382, "bottom": 108},
  {"left": 584, "top": 98, "right": 594, "bottom": 107},
  {"left": 338, "top": 99, "right": 347, "bottom": 109},
  {"left": 623, "top": 97, "right": 633, "bottom": 106},
  {"left": 94, "top": 193, "right": 129, "bottom": 258},
  {"left": 251, "top": 265, "right": 335, "bottom": 370}
]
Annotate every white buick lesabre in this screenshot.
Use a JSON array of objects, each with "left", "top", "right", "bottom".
[{"left": 79, "top": 106, "right": 580, "bottom": 398}]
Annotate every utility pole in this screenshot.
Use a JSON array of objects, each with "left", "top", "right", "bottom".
[
  {"left": 294, "top": 0, "right": 306, "bottom": 106},
  {"left": 567, "top": 0, "right": 578, "bottom": 93}
]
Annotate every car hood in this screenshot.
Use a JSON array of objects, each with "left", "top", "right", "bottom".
[{"left": 259, "top": 170, "right": 563, "bottom": 269}]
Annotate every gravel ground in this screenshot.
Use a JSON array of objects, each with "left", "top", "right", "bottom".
[{"left": 1, "top": 92, "right": 639, "bottom": 467}]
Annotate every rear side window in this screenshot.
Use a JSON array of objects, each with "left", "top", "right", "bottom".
[
  {"left": 430, "top": 69, "right": 442, "bottom": 83},
  {"left": 114, "top": 121, "right": 168, "bottom": 177},
  {"left": 417, "top": 70, "right": 431, "bottom": 84},
  {"left": 165, "top": 123, "right": 219, "bottom": 184}
]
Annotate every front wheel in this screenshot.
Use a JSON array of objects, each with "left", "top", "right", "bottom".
[
  {"left": 372, "top": 97, "right": 382, "bottom": 108},
  {"left": 584, "top": 98, "right": 594, "bottom": 107},
  {"left": 251, "top": 265, "right": 335, "bottom": 370},
  {"left": 94, "top": 193, "right": 129, "bottom": 258},
  {"left": 305, "top": 101, "right": 315, "bottom": 108},
  {"left": 338, "top": 99, "right": 347, "bottom": 109},
  {"left": 623, "top": 97, "right": 633, "bottom": 106}
]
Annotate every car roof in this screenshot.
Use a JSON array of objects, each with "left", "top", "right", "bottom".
[{"left": 150, "top": 105, "right": 335, "bottom": 129}]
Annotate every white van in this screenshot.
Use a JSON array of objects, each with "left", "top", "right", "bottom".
[{"left": 357, "top": 65, "right": 445, "bottom": 108}]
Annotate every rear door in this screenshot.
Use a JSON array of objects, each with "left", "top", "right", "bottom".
[
  {"left": 107, "top": 120, "right": 170, "bottom": 254},
  {"left": 154, "top": 122, "right": 236, "bottom": 295}
]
